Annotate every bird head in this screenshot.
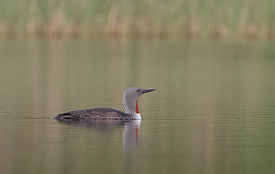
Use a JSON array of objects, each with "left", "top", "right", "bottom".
[{"left": 123, "top": 87, "right": 156, "bottom": 116}]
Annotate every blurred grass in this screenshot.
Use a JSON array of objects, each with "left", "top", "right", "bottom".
[{"left": 0, "top": 0, "right": 274, "bottom": 39}]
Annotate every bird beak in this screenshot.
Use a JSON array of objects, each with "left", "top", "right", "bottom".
[{"left": 142, "top": 88, "right": 156, "bottom": 94}]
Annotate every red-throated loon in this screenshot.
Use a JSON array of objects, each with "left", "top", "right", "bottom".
[{"left": 55, "top": 87, "right": 156, "bottom": 121}]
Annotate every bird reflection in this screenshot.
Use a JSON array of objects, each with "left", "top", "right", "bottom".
[
  {"left": 56, "top": 119, "right": 141, "bottom": 150},
  {"left": 123, "top": 120, "right": 141, "bottom": 150}
]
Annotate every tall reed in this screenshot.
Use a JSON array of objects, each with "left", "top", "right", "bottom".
[{"left": 0, "top": 0, "right": 274, "bottom": 39}]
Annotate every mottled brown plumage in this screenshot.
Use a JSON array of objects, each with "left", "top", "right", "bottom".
[{"left": 55, "top": 108, "right": 130, "bottom": 121}]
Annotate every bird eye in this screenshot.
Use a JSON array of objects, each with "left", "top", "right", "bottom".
[{"left": 137, "top": 89, "right": 140, "bottom": 92}]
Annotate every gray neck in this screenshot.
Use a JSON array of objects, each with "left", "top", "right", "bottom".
[{"left": 123, "top": 92, "right": 136, "bottom": 114}]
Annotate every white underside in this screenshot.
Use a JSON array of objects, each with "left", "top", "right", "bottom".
[{"left": 133, "top": 113, "right": 141, "bottom": 120}]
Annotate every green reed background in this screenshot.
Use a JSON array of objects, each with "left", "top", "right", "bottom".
[{"left": 0, "top": 0, "right": 274, "bottom": 39}]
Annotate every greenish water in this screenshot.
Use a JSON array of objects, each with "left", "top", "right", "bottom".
[{"left": 0, "top": 39, "right": 275, "bottom": 174}]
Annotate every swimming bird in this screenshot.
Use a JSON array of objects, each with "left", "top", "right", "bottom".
[{"left": 55, "top": 87, "right": 156, "bottom": 121}]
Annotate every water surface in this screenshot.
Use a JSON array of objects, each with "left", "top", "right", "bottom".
[{"left": 0, "top": 39, "right": 275, "bottom": 174}]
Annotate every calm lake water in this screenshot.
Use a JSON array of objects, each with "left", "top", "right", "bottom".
[{"left": 0, "top": 39, "right": 275, "bottom": 174}]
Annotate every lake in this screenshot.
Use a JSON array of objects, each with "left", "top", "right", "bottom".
[{"left": 0, "top": 39, "right": 275, "bottom": 174}]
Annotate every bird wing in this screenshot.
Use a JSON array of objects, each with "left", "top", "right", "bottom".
[{"left": 55, "top": 108, "right": 129, "bottom": 121}]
